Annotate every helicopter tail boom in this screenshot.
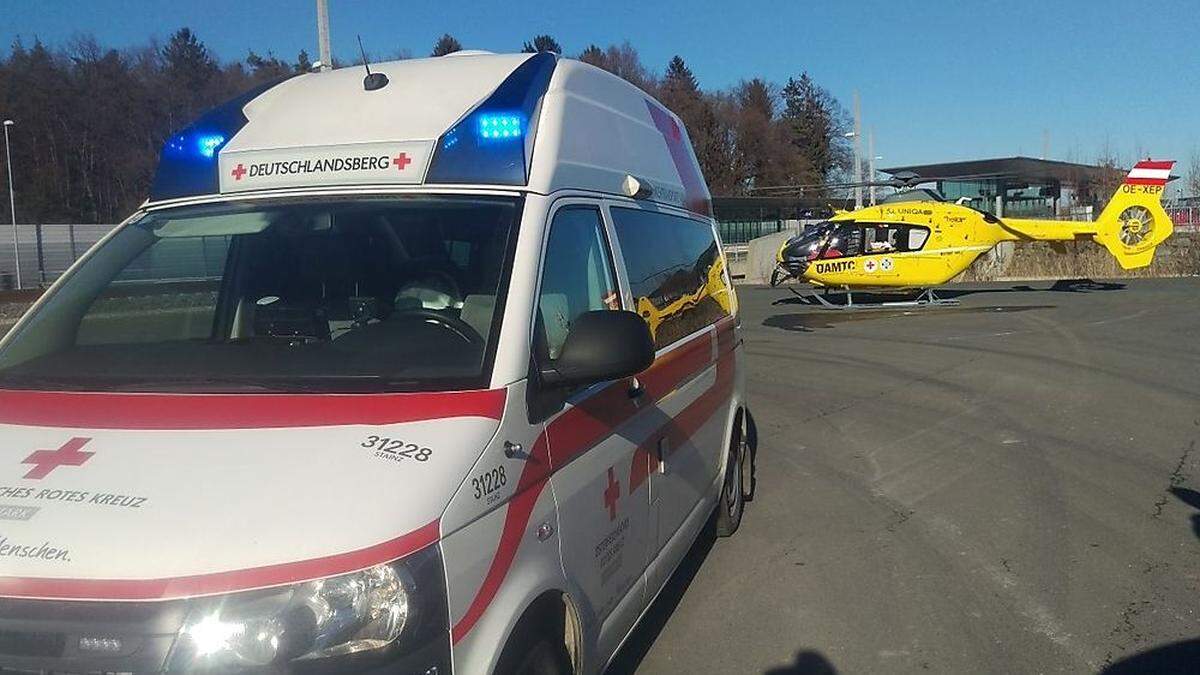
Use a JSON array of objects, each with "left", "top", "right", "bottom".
[{"left": 1002, "top": 160, "right": 1175, "bottom": 270}]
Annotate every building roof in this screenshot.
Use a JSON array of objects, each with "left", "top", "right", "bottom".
[{"left": 878, "top": 156, "right": 1123, "bottom": 185}]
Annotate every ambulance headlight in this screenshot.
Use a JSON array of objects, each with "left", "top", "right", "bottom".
[{"left": 171, "top": 562, "right": 416, "bottom": 671}]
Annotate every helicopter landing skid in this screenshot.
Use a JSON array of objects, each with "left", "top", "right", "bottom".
[{"left": 790, "top": 286, "right": 960, "bottom": 310}]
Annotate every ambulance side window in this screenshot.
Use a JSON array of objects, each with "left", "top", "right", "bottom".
[
  {"left": 537, "top": 206, "right": 619, "bottom": 361},
  {"left": 610, "top": 207, "right": 732, "bottom": 349}
]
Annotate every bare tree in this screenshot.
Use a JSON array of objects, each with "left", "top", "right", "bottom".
[
  {"left": 1188, "top": 149, "right": 1200, "bottom": 198},
  {"left": 575, "top": 41, "right": 656, "bottom": 93}
]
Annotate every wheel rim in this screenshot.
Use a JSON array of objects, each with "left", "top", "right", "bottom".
[
  {"left": 739, "top": 437, "right": 752, "bottom": 497},
  {"left": 725, "top": 443, "right": 743, "bottom": 518}
]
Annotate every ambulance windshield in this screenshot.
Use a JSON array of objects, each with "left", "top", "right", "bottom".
[{"left": 0, "top": 196, "right": 520, "bottom": 393}]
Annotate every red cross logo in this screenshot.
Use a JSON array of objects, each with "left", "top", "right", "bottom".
[
  {"left": 392, "top": 153, "right": 412, "bottom": 171},
  {"left": 230, "top": 163, "right": 247, "bottom": 181},
  {"left": 603, "top": 467, "right": 621, "bottom": 521},
  {"left": 21, "top": 438, "right": 94, "bottom": 480}
]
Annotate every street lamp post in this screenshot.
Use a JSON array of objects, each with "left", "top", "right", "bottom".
[
  {"left": 3, "top": 119, "right": 19, "bottom": 291},
  {"left": 845, "top": 130, "right": 861, "bottom": 210},
  {"left": 870, "top": 155, "right": 883, "bottom": 206},
  {"left": 844, "top": 90, "right": 864, "bottom": 207}
]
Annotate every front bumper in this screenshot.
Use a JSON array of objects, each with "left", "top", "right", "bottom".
[
  {"left": 0, "top": 595, "right": 450, "bottom": 674},
  {"left": 0, "top": 546, "right": 452, "bottom": 674}
]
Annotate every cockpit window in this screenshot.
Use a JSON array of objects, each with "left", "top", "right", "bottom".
[
  {"left": 0, "top": 196, "right": 520, "bottom": 393},
  {"left": 792, "top": 221, "right": 863, "bottom": 259}
]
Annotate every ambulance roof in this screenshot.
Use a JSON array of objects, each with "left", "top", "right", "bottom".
[{"left": 149, "top": 52, "right": 711, "bottom": 216}]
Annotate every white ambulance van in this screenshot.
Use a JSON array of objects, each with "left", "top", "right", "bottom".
[{"left": 0, "top": 51, "right": 753, "bottom": 674}]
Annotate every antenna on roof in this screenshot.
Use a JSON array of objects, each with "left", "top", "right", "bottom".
[{"left": 357, "top": 35, "right": 388, "bottom": 91}]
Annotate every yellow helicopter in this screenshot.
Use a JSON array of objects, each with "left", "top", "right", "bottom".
[{"left": 770, "top": 160, "right": 1176, "bottom": 306}]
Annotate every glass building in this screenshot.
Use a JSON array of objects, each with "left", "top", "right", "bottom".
[{"left": 879, "top": 157, "right": 1126, "bottom": 218}]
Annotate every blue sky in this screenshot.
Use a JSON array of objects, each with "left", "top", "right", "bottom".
[{"left": 3, "top": 0, "right": 1197, "bottom": 168}]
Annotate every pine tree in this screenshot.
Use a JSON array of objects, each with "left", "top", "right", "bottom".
[
  {"left": 521, "top": 35, "right": 562, "bottom": 54},
  {"left": 430, "top": 34, "right": 463, "bottom": 57},
  {"left": 780, "top": 72, "right": 849, "bottom": 188},
  {"left": 245, "top": 50, "right": 292, "bottom": 82},
  {"left": 295, "top": 49, "right": 313, "bottom": 73},
  {"left": 663, "top": 56, "right": 698, "bottom": 97},
  {"left": 162, "top": 28, "right": 218, "bottom": 91},
  {"left": 578, "top": 44, "right": 605, "bottom": 68}
]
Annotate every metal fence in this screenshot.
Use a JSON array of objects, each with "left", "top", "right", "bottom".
[
  {"left": 3, "top": 206, "right": 1196, "bottom": 289},
  {"left": 718, "top": 220, "right": 788, "bottom": 246},
  {"left": 1167, "top": 204, "right": 1200, "bottom": 233},
  {"left": 0, "top": 224, "right": 115, "bottom": 290}
]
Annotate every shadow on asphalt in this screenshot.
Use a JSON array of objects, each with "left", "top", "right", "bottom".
[
  {"left": 767, "top": 278, "right": 1126, "bottom": 309},
  {"left": 762, "top": 651, "right": 839, "bottom": 674},
  {"left": 1098, "top": 638, "right": 1200, "bottom": 675},
  {"left": 606, "top": 515, "right": 717, "bottom": 674},
  {"left": 762, "top": 304, "right": 1056, "bottom": 332},
  {"left": 1169, "top": 486, "right": 1200, "bottom": 540}
]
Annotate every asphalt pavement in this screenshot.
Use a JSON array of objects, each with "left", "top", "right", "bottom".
[{"left": 617, "top": 278, "right": 1200, "bottom": 675}]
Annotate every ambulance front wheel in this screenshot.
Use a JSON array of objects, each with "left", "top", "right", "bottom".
[
  {"left": 494, "top": 617, "right": 572, "bottom": 675},
  {"left": 499, "top": 639, "right": 571, "bottom": 675}
]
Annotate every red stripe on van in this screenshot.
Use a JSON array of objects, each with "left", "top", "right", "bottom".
[
  {"left": 450, "top": 318, "right": 737, "bottom": 643},
  {"left": 629, "top": 329, "right": 736, "bottom": 494},
  {"left": 0, "top": 388, "right": 506, "bottom": 430},
  {"left": 0, "top": 520, "right": 440, "bottom": 601},
  {"left": 646, "top": 101, "right": 713, "bottom": 217}
]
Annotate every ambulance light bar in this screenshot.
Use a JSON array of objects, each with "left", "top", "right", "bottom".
[
  {"left": 150, "top": 78, "right": 288, "bottom": 202},
  {"left": 426, "top": 52, "right": 556, "bottom": 186}
]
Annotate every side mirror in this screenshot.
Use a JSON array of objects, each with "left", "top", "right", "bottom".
[{"left": 539, "top": 310, "right": 655, "bottom": 389}]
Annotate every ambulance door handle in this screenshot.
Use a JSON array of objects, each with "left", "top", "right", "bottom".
[
  {"left": 504, "top": 441, "right": 529, "bottom": 460},
  {"left": 628, "top": 377, "right": 645, "bottom": 400}
]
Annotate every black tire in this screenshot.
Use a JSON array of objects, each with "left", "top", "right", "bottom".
[
  {"left": 742, "top": 409, "right": 758, "bottom": 502},
  {"left": 716, "top": 419, "right": 747, "bottom": 537},
  {"left": 494, "top": 620, "right": 571, "bottom": 675}
]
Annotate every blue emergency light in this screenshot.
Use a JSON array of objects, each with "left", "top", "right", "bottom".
[
  {"left": 476, "top": 114, "right": 524, "bottom": 141},
  {"left": 426, "top": 52, "right": 556, "bottom": 185},
  {"left": 196, "top": 134, "right": 227, "bottom": 158},
  {"left": 150, "top": 78, "right": 288, "bottom": 201}
]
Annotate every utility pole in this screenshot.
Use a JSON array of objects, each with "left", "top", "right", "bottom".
[
  {"left": 852, "top": 91, "right": 863, "bottom": 210},
  {"left": 3, "top": 119, "right": 19, "bottom": 290},
  {"left": 316, "top": 0, "right": 332, "bottom": 72},
  {"left": 868, "top": 128, "right": 876, "bottom": 206}
]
